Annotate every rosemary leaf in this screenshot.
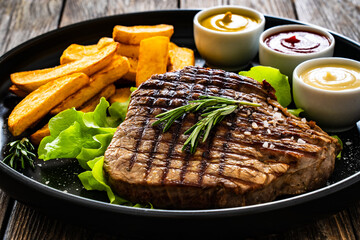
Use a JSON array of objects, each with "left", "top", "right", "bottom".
[
  {"left": 3, "top": 138, "right": 36, "bottom": 171},
  {"left": 153, "top": 95, "right": 260, "bottom": 153}
]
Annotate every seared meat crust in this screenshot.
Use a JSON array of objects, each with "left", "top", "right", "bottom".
[{"left": 104, "top": 66, "right": 341, "bottom": 209}]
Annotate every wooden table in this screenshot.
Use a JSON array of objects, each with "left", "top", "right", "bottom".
[{"left": 0, "top": 0, "right": 359, "bottom": 239}]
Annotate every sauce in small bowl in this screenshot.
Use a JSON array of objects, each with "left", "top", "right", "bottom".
[
  {"left": 259, "top": 25, "right": 335, "bottom": 79},
  {"left": 200, "top": 11, "right": 259, "bottom": 32},
  {"left": 300, "top": 64, "right": 360, "bottom": 91},
  {"left": 193, "top": 6, "right": 265, "bottom": 70},
  {"left": 264, "top": 30, "right": 331, "bottom": 54},
  {"left": 293, "top": 57, "right": 360, "bottom": 132}
]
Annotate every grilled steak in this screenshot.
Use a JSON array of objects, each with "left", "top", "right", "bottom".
[{"left": 104, "top": 66, "right": 341, "bottom": 209}]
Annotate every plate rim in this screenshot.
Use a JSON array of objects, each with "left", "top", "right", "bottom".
[{"left": 0, "top": 9, "right": 360, "bottom": 219}]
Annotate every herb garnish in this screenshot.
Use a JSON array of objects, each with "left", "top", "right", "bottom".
[
  {"left": 3, "top": 138, "right": 36, "bottom": 170},
  {"left": 152, "top": 96, "right": 260, "bottom": 153}
]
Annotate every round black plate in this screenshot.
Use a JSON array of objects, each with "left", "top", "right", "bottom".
[{"left": 0, "top": 10, "right": 360, "bottom": 238}]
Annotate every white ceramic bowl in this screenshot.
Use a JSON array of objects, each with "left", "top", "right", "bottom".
[
  {"left": 259, "top": 24, "right": 335, "bottom": 79},
  {"left": 193, "top": 5, "right": 265, "bottom": 71},
  {"left": 293, "top": 57, "right": 360, "bottom": 132}
]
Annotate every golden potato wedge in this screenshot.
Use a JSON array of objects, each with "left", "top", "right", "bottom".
[
  {"left": 9, "top": 85, "right": 29, "bottom": 98},
  {"left": 168, "top": 42, "right": 195, "bottom": 71},
  {"left": 122, "top": 57, "right": 138, "bottom": 82},
  {"left": 113, "top": 24, "right": 174, "bottom": 45},
  {"left": 11, "top": 42, "right": 118, "bottom": 92},
  {"left": 79, "top": 84, "right": 116, "bottom": 112},
  {"left": 50, "top": 55, "right": 129, "bottom": 115},
  {"left": 109, "top": 87, "right": 132, "bottom": 104},
  {"left": 30, "top": 123, "right": 50, "bottom": 145},
  {"left": 30, "top": 84, "right": 117, "bottom": 145},
  {"left": 136, "top": 36, "right": 169, "bottom": 87},
  {"left": 8, "top": 72, "right": 90, "bottom": 136},
  {"left": 117, "top": 42, "right": 140, "bottom": 59},
  {"left": 60, "top": 37, "right": 114, "bottom": 64},
  {"left": 31, "top": 83, "right": 116, "bottom": 144}
]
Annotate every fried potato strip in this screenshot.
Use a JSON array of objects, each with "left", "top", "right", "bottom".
[
  {"left": 117, "top": 42, "right": 140, "bottom": 59},
  {"left": 50, "top": 55, "right": 129, "bottom": 115},
  {"left": 11, "top": 42, "right": 118, "bottom": 92},
  {"left": 113, "top": 24, "right": 174, "bottom": 45},
  {"left": 109, "top": 87, "right": 132, "bottom": 104},
  {"left": 8, "top": 73, "right": 90, "bottom": 136},
  {"left": 30, "top": 84, "right": 116, "bottom": 145},
  {"left": 60, "top": 37, "right": 115, "bottom": 64},
  {"left": 136, "top": 36, "right": 169, "bottom": 86},
  {"left": 168, "top": 42, "right": 195, "bottom": 71},
  {"left": 122, "top": 57, "right": 138, "bottom": 82},
  {"left": 78, "top": 84, "right": 116, "bottom": 112}
]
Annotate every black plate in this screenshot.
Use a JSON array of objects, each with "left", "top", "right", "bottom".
[{"left": 0, "top": 10, "right": 360, "bottom": 238}]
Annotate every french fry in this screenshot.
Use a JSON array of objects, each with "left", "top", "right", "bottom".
[
  {"left": 60, "top": 37, "right": 114, "bottom": 64},
  {"left": 9, "top": 85, "right": 29, "bottom": 98},
  {"left": 79, "top": 84, "right": 116, "bottom": 112},
  {"left": 11, "top": 42, "right": 118, "bottom": 92},
  {"left": 109, "top": 87, "right": 132, "bottom": 104},
  {"left": 117, "top": 42, "right": 140, "bottom": 59},
  {"left": 50, "top": 55, "right": 129, "bottom": 115},
  {"left": 136, "top": 36, "right": 169, "bottom": 86},
  {"left": 168, "top": 42, "right": 195, "bottom": 71},
  {"left": 122, "top": 57, "right": 138, "bottom": 82},
  {"left": 30, "top": 123, "right": 50, "bottom": 145},
  {"left": 113, "top": 24, "right": 174, "bottom": 45},
  {"left": 31, "top": 84, "right": 117, "bottom": 145},
  {"left": 31, "top": 83, "right": 118, "bottom": 145},
  {"left": 8, "top": 73, "right": 90, "bottom": 136}
]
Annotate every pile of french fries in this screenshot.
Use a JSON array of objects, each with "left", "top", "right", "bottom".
[{"left": 7, "top": 24, "right": 195, "bottom": 144}]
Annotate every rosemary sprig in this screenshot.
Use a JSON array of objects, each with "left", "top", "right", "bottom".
[
  {"left": 3, "top": 138, "right": 36, "bottom": 170},
  {"left": 152, "top": 95, "right": 261, "bottom": 153}
]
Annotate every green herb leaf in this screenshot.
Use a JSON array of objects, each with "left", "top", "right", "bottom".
[
  {"left": 3, "top": 138, "right": 36, "bottom": 171},
  {"left": 153, "top": 95, "right": 260, "bottom": 153}
]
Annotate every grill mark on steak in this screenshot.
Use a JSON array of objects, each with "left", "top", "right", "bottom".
[
  {"left": 104, "top": 66, "right": 341, "bottom": 209},
  {"left": 178, "top": 69, "right": 200, "bottom": 184},
  {"left": 127, "top": 95, "right": 157, "bottom": 171},
  {"left": 127, "top": 117, "right": 148, "bottom": 171},
  {"left": 160, "top": 67, "right": 200, "bottom": 184},
  {"left": 198, "top": 126, "right": 216, "bottom": 185},
  {"left": 116, "top": 121, "right": 321, "bottom": 162},
  {"left": 219, "top": 123, "right": 232, "bottom": 176},
  {"left": 196, "top": 67, "right": 214, "bottom": 185},
  {"left": 160, "top": 72, "right": 187, "bottom": 184},
  {"left": 142, "top": 89, "right": 167, "bottom": 180},
  {"left": 160, "top": 117, "right": 184, "bottom": 184},
  {"left": 218, "top": 83, "right": 233, "bottom": 177},
  {"left": 143, "top": 123, "right": 161, "bottom": 180}
]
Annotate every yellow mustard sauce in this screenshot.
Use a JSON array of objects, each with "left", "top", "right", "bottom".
[
  {"left": 301, "top": 64, "right": 360, "bottom": 91},
  {"left": 200, "top": 11, "right": 259, "bottom": 32}
]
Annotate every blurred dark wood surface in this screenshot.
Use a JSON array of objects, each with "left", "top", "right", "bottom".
[{"left": 0, "top": 0, "right": 359, "bottom": 239}]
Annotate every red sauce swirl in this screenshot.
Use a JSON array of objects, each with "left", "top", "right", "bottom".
[{"left": 264, "top": 30, "right": 331, "bottom": 54}]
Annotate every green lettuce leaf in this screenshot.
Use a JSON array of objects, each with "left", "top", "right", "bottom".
[
  {"left": 37, "top": 90, "right": 149, "bottom": 207},
  {"left": 78, "top": 156, "right": 130, "bottom": 204},
  {"left": 38, "top": 98, "right": 118, "bottom": 168},
  {"left": 78, "top": 156, "right": 152, "bottom": 208},
  {"left": 331, "top": 135, "right": 343, "bottom": 160},
  {"left": 287, "top": 108, "right": 304, "bottom": 117},
  {"left": 239, "top": 66, "right": 292, "bottom": 107}
]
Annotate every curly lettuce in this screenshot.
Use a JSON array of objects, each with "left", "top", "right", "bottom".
[
  {"left": 239, "top": 66, "right": 292, "bottom": 107},
  {"left": 37, "top": 88, "right": 150, "bottom": 207},
  {"left": 38, "top": 98, "right": 118, "bottom": 169}
]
